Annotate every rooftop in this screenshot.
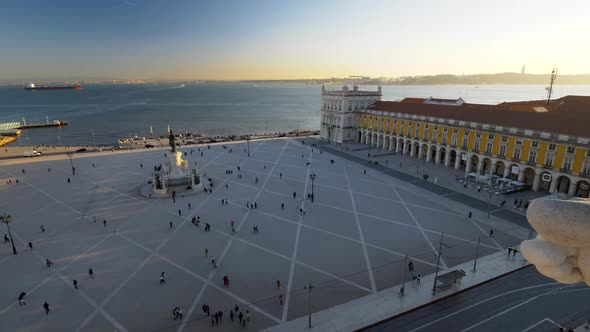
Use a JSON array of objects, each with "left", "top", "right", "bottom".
[{"left": 368, "top": 95, "right": 590, "bottom": 138}]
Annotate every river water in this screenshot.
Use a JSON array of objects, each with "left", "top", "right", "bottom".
[{"left": 1, "top": 83, "right": 589, "bottom": 147}]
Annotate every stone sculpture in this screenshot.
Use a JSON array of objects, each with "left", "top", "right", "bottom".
[{"left": 521, "top": 194, "right": 590, "bottom": 285}]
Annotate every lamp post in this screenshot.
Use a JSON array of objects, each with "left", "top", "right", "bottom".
[
  {"left": 66, "top": 152, "right": 75, "bottom": 175},
  {"left": 304, "top": 281, "right": 313, "bottom": 328},
  {"left": 1, "top": 214, "right": 17, "bottom": 255},
  {"left": 432, "top": 232, "right": 451, "bottom": 296},
  {"left": 309, "top": 173, "right": 316, "bottom": 203}
]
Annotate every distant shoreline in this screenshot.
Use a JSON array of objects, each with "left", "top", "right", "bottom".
[{"left": 3, "top": 73, "right": 590, "bottom": 86}]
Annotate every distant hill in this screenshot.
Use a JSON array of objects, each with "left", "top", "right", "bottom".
[
  {"left": 393, "top": 73, "right": 590, "bottom": 85},
  {"left": 240, "top": 73, "right": 590, "bottom": 85}
]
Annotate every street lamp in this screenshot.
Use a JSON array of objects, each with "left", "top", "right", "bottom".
[
  {"left": 66, "top": 152, "right": 75, "bottom": 175},
  {"left": 304, "top": 281, "right": 313, "bottom": 328},
  {"left": 246, "top": 135, "right": 250, "bottom": 157},
  {"left": 432, "top": 232, "right": 452, "bottom": 296},
  {"left": 309, "top": 173, "right": 316, "bottom": 203},
  {"left": 1, "top": 214, "right": 17, "bottom": 255}
]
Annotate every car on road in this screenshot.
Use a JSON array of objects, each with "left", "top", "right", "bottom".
[
  {"left": 23, "top": 150, "right": 42, "bottom": 157},
  {"left": 145, "top": 144, "right": 155, "bottom": 148}
]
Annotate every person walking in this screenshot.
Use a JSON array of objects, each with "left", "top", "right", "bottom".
[
  {"left": 46, "top": 259, "right": 53, "bottom": 268},
  {"left": 230, "top": 309, "right": 235, "bottom": 321},
  {"left": 223, "top": 275, "right": 229, "bottom": 287},
  {"left": 417, "top": 274, "right": 421, "bottom": 285},
  {"left": 160, "top": 272, "right": 166, "bottom": 285},
  {"left": 103, "top": 219, "right": 107, "bottom": 227},
  {"left": 508, "top": 246, "right": 513, "bottom": 256},
  {"left": 67, "top": 177, "right": 71, "bottom": 183},
  {"left": 175, "top": 307, "right": 183, "bottom": 320},
  {"left": 281, "top": 203, "right": 284, "bottom": 210},
  {"left": 204, "top": 248, "right": 208, "bottom": 256},
  {"left": 211, "top": 256, "right": 217, "bottom": 269},
  {"left": 178, "top": 209, "right": 181, "bottom": 217},
  {"left": 214, "top": 312, "right": 219, "bottom": 325},
  {"left": 202, "top": 304, "right": 209, "bottom": 316},
  {"left": 28, "top": 242, "right": 33, "bottom": 250},
  {"left": 489, "top": 229, "right": 494, "bottom": 238},
  {"left": 40, "top": 225, "right": 45, "bottom": 232},
  {"left": 276, "top": 279, "right": 281, "bottom": 289},
  {"left": 279, "top": 294, "right": 283, "bottom": 305},
  {"left": 73, "top": 280, "right": 78, "bottom": 289},
  {"left": 408, "top": 261, "right": 414, "bottom": 272},
  {"left": 89, "top": 268, "right": 94, "bottom": 279},
  {"left": 4, "top": 234, "right": 9, "bottom": 243},
  {"left": 468, "top": 211, "right": 472, "bottom": 219},
  {"left": 169, "top": 221, "right": 173, "bottom": 229},
  {"left": 188, "top": 203, "right": 191, "bottom": 210},
  {"left": 238, "top": 311, "right": 243, "bottom": 324},
  {"left": 18, "top": 292, "right": 26, "bottom": 306},
  {"left": 43, "top": 301, "right": 50, "bottom": 315}
]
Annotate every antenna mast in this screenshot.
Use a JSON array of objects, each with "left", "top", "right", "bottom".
[{"left": 546, "top": 66, "right": 558, "bottom": 104}]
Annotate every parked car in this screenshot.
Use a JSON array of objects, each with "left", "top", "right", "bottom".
[
  {"left": 145, "top": 144, "right": 155, "bottom": 148},
  {"left": 76, "top": 148, "right": 87, "bottom": 153}
]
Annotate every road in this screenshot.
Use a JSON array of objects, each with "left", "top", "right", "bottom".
[{"left": 363, "top": 266, "right": 590, "bottom": 332}]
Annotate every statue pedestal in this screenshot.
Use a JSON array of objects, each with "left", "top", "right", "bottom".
[{"left": 151, "top": 151, "right": 202, "bottom": 195}]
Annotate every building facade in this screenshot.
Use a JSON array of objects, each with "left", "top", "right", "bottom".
[
  {"left": 320, "top": 85, "right": 381, "bottom": 143},
  {"left": 323, "top": 87, "right": 589, "bottom": 197}
]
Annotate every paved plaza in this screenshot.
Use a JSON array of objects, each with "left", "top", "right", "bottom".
[{"left": 0, "top": 138, "right": 527, "bottom": 331}]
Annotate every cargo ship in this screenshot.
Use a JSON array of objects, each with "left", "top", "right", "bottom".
[{"left": 24, "top": 83, "right": 82, "bottom": 90}]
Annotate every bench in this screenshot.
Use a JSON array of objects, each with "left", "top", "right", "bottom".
[{"left": 435, "top": 269, "right": 466, "bottom": 292}]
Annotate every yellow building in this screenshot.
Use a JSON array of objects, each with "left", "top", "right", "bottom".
[{"left": 354, "top": 95, "right": 590, "bottom": 198}]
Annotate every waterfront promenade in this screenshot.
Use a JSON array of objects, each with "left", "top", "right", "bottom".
[{"left": 0, "top": 137, "right": 528, "bottom": 331}]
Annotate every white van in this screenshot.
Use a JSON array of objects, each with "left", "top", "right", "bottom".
[{"left": 23, "top": 150, "right": 42, "bottom": 157}]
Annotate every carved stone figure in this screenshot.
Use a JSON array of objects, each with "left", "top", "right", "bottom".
[{"left": 521, "top": 194, "right": 590, "bottom": 285}]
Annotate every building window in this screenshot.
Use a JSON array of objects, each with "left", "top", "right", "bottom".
[
  {"left": 476, "top": 131, "right": 482, "bottom": 138},
  {"left": 563, "top": 157, "right": 573, "bottom": 171},
  {"left": 513, "top": 148, "right": 521, "bottom": 160},
  {"left": 548, "top": 143, "right": 556, "bottom": 151},
  {"left": 567, "top": 146, "right": 576, "bottom": 154},
  {"left": 545, "top": 154, "right": 554, "bottom": 168},
  {"left": 474, "top": 141, "right": 480, "bottom": 152},
  {"left": 531, "top": 141, "right": 539, "bottom": 148},
  {"left": 528, "top": 150, "right": 537, "bottom": 163},
  {"left": 453, "top": 128, "right": 458, "bottom": 133},
  {"left": 586, "top": 150, "right": 590, "bottom": 157},
  {"left": 583, "top": 161, "right": 590, "bottom": 175},
  {"left": 434, "top": 125, "right": 439, "bottom": 130},
  {"left": 488, "top": 134, "right": 494, "bottom": 140},
  {"left": 516, "top": 139, "right": 523, "bottom": 145},
  {"left": 443, "top": 127, "right": 448, "bottom": 132},
  {"left": 499, "top": 145, "right": 506, "bottom": 157},
  {"left": 501, "top": 136, "right": 508, "bottom": 142},
  {"left": 464, "top": 130, "right": 470, "bottom": 136},
  {"left": 452, "top": 135, "right": 457, "bottom": 146},
  {"left": 461, "top": 138, "right": 467, "bottom": 148},
  {"left": 425, "top": 124, "right": 429, "bottom": 129},
  {"left": 486, "top": 142, "right": 493, "bottom": 153}
]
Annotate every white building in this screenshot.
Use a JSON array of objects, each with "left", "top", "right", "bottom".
[{"left": 320, "top": 85, "right": 381, "bottom": 143}]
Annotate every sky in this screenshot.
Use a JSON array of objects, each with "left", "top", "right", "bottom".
[{"left": 1, "top": 0, "right": 589, "bottom": 81}]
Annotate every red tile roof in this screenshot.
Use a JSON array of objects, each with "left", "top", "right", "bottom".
[{"left": 368, "top": 96, "right": 590, "bottom": 138}]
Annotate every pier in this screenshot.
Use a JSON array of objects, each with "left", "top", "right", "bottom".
[{"left": 16, "top": 120, "right": 68, "bottom": 129}]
